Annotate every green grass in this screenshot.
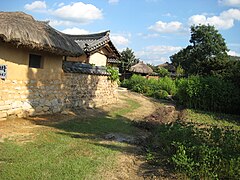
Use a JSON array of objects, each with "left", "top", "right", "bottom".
[
  {"left": 109, "top": 98, "right": 141, "bottom": 117},
  {"left": 0, "top": 97, "right": 141, "bottom": 180},
  {"left": 144, "top": 109, "right": 240, "bottom": 179},
  {"left": 0, "top": 132, "right": 115, "bottom": 180},
  {"left": 184, "top": 109, "right": 240, "bottom": 130}
]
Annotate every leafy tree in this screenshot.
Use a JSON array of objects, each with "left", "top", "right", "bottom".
[
  {"left": 224, "top": 60, "right": 240, "bottom": 87},
  {"left": 157, "top": 67, "right": 170, "bottom": 77},
  {"left": 170, "top": 25, "right": 229, "bottom": 76},
  {"left": 176, "top": 64, "right": 184, "bottom": 77},
  {"left": 147, "top": 63, "right": 158, "bottom": 72},
  {"left": 119, "top": 47, "right": 139, "bottom": 74}
]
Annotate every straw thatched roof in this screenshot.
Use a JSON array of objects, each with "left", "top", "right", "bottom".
[
  {"left": 0, "top": 11, "right": 83, "bottom": 56},
  {"left": 67, "top": 31, "right": 120, "bottom": 58},
  {"left": 129, "top": 61, "right": 153, "bottom": 74}
]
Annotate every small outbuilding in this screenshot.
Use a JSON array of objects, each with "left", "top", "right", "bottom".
[{"left": 129, "top": 61, "right": 153, "bottom": 75}]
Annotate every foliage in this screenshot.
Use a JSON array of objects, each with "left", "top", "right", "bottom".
[
  {"left": 143, "top": 118, "right": 240, "bottom": 179},
  {"left": 123, "top": 74, "right": 240, "bottom": 115},
  {"left": 157, "top": 67, "right": 170, "bottom": 77},
  {"left": 119, "top": 47, "right": 139, "bottom": 74},
  {"left": 106, "top": 66, "right": 120, "bottom": 84},
  {"left": 175, "top": 64, "right": 184, "bottom": 77},
  {"left": 176, "top": 76, "right": 240, "bottom": 114},
  {"left": 170, "top": 25, "right": 230, "bottom": 76},
  {"left": 121, "top": 74, "right": 177, "bottom": 99},
  {"left": 147, "top": 63, "right": 159, "bottom": 73},
  {"left": 223, "top": 60, "right": 240, "bottom": 88}
]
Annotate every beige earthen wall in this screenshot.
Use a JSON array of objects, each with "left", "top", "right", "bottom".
[
  {"left": 0, "top": 44, "right": 118, "bottom": 120},
  {"left": 67, "top": 54, "right": 88, "bottom": 63},
  {"left": 89, "top": 52, "right": 107, "bottom": 66},
  {"left": 67, "top": 48, "right": 110, "bottom": 67}
]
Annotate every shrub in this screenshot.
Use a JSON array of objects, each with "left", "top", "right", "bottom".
[
  {"left": 144, "top": 121, "right": 240, "bottom": 179},
  {"left": 157, "top": 67, "right": 170, "bottom": 77},
  {"left": 153, "top": 90, "right": 169, "bottom": 99},
  {"left": 176, "top": 76, "right": 240, "bottom": 114},
  {"left": 158, "top": 77, "right": 177, "bottom": 96},
  {"left": 106, "top": 66, "right": 120, "bottom": 84},
  {"left": 121, "top": 75, "right": 177, "bottom": 99}
]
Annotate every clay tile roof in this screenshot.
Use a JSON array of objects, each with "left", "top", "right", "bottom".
[
  {"left": 129, "top": 61, "right": 153, "bottom": 74},
  {"left": 0, "top": 11, "right": 83, "bottom": 56},
  {"left": 63, "top": 61, "right": 110, "bottom": 76},
  {"left": 107, "top": 58, "right": 121, "bottom": 64},
  {"left": 67, "top": 31, "right": 120, "bottom": 57}
]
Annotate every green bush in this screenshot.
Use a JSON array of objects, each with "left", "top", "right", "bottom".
[
  {"left": 121, "top": 75, "right": 177, "bottom": 99},
  {"left": 153, "top": 90, "right": 169, "bottom": 99},
  {"left": 176, "top": 76, "right": 240, "bottom": 114},
  {"left": 106, "top": 66, "right": 120, "bottom": 84},
  {"left": 144, "top": 122, "right": 240, "bottom": 179},
  {"left": 158, "top": 77, "right": 177, "bottom": 95},
  {"left": 157, "top": 67, "right": 170, "bottom": 77}
]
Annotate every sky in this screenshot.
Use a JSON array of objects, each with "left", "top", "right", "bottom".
[{"left": 1, "top": 0, "right": 240, "bottom": 65}]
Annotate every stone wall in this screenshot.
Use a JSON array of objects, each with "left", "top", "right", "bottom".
[{"left": 0, "top": 73, "right": 118, "bottom": 120}]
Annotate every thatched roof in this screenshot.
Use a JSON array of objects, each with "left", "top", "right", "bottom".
[
  {"left": 67, "top": 31, "right": 120, "bottom": 58},
  {"left": 0, "top": 11, "right": 83, "bottom": 56},
  {"left": 129, "top": 61, "right": 153, "bottom": 74},
  {"left": 158, "top": 62, "right": 176, "bottom": 72}
]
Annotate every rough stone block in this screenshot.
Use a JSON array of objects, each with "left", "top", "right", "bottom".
[
  {"left": 0, "top": 105, "right": 12, "bottom": 111},
  {"left": 0, "top": 111, "right": 7, "bottom": 118},
  {"left": 35, "top": 106, "right": 43, "bottom": 112}
]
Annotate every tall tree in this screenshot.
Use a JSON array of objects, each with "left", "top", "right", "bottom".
[
  {"left": 170, "top": 25, "right": 229, "bottom": 76},
  {"left": 119, "top": 47, "right": 139, "bottom": 74}
]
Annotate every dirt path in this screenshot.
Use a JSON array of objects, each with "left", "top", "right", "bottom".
[
  {"left": 121, "top": 91, "right": 160, "bottom": 121},
  {"left": 100, "top": 91, "right": 177, "bottom": 180},
  {"left": 0, "top": 90, "right": 176, "bottom": 179}
]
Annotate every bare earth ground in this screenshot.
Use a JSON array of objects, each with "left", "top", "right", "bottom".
[{"left": 0, "top": 90, "right": 178, "bottom": 179}]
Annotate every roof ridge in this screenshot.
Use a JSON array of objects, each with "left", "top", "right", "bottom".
[{"left": 66, "top": 30, "right": 110, "bottom": 40}]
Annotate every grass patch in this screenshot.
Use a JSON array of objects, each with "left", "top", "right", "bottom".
[
  {"left": 184, "top": 109, "right": 240, "bottom": 130},
  {"left": 143, "top": 110, "right": 240, "bottom": 179},
  {"left": 109, "top": 98, "right": 141, "bottom": 117},
  {"left": 0, "top": 97, "right": 141, "bottom": 179},
  {"left": 0, "top": 132, "right": 116, "bottom": 180},
  {"left": 54, "top": 117, "right": 139, "bottom": 137}
]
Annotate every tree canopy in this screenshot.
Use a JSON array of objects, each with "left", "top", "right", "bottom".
[
  {"left": 170, "top": 25, "right": 230, "bottom": 76},
  {"left": 119, "top": 47, "right": 139, "bottom": 73}
]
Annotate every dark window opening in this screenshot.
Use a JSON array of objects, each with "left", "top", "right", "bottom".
[{"left": 29, "top": 54, "right": 43, "bottom": 68}]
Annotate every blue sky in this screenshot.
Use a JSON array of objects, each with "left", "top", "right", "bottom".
[{"left": 1, "top": 0, "right": 240, "bottom": 65}]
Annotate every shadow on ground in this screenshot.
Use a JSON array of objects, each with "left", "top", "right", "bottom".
[{"left": 25, "top": 102, "right": 181, "bottom": 179}]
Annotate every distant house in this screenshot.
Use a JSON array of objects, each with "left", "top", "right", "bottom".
[
  {"left": 129, "top": 61, "right": 153, "bottom": 75},
  {"left": 158, "top": 62, "right": 176, "bottom": 74},
  {"left": 67, "top": 31, "right": 121, "bottom": 67}
]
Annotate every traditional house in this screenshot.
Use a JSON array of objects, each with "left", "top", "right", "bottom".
[
  {"left": 0, "top": 12, "right": 118, "bottom": 120},
  {"left": 158, "top": 62, "right": 176, "bottom": 74},
  {"left": 67, "top": 31, "right": 121, "bottom": 67},
  {"left": 0, "top": 12, "right": 83, "bottom": 81},
  {"left": 129, "top": 61, "right": 153, "bottom": 75}
]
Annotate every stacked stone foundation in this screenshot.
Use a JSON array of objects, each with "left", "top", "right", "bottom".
[{"left": 0, "top": 73, "right": 118, "bottom": 120}]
